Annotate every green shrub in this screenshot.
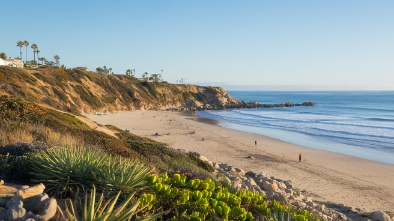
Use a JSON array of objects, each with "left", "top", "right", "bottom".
[
  {"left": 30, "top": 146, "right": 153, "bottom": 198},
  {"left": 30, "top": 146, "right": 105, "bottom": 197},
  {"left": 65, "top": 185, "right": 166, "bottom": 221},
  {"left": 94, "top": 156, "right": 153, "bottom": 194}
]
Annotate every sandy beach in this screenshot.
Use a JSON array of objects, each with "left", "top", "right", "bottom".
[{"left": 84, "top": 110, "right": 394, "bottom": 213}]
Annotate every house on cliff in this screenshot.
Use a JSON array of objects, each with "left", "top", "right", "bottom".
[{"left": 0, "top": 57, "right": 24, "bottom": 68}]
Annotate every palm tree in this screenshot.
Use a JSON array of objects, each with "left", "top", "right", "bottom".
[
  {"left": 31, "top": 44, "right": 38, "bottom": 64},
  {"left": 24, "top": 40, "right": 29, "bottom": 63},
  {"left": 38, "top": 57, "right": 46, "bottom": 65},
  {"left": 17, "top": 41, "right": 24, "bottom": 60},
  {"left": 142, "top": 72, "right": 148, "bottom": 80},
  {"left": 36, "top": 49, "right": 40, "bottom": 64},
  {"left": 126, "top": 69, "right": 131, "bottom": 76},
  {"left": 103, "top": 66, "right": 107, "bottom": 74},
  {"left": 0, "top": 52, "right": 6, "bottom": 60},
  {"left": 54, "top": 55, "right": 60, "bottom": 67},
  {"left": 109, "top": 68, "right": 112, "bottom": 75}
]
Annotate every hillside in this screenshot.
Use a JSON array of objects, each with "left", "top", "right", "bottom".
[
  {"left": 0, "top": 96, "right": 214, "bottom": 183},
  {"left": 0, "top": 66, "right": 239, "bottom": 113}
]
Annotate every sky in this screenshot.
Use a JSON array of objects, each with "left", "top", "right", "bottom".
[{"left": 1, "top": 1, "right": 393, "bottom": 90}]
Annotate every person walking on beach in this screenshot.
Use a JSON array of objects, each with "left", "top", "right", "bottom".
[
  {"left": 299, "top": 153, "right": 302, "bottom": 163},
  {"left": 255, "top": 140, "right": 257, "bottom": 146}
]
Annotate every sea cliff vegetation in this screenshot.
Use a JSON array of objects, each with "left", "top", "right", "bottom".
[
  {"left": 0, "top": 67, "right": 321, "bottom": 220},
  {"left": 0, "top": 66, "right": 239, "bottom": 113}
]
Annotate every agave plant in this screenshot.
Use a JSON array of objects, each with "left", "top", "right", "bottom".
[
  {"left": 66, "top": 186, "right": 166, "bottom": 221},
  {"left": 30, "top": 146, "right": 108, "bottom": 197},
  {"left": 94, "top": 156, "right": 153, "bottom": 194}
]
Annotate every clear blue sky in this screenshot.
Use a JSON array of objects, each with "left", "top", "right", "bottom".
[{"left": 1, "top": 1, "right": 393, "bottom": 90}]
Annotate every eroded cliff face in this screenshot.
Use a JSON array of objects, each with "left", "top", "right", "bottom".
[{"left": 0, "top": 66, "right": 239, "bottom": 113}]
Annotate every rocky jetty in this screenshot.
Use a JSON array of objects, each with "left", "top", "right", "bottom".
[
  {"left": 194, "top": 101, "right": 317, "bottom": 110},
  {"left": 187, "top": 151, "right": 394, "bottom": 221}
]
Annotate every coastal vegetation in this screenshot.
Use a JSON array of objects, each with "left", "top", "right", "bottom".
[
  {"left": 0, "top": 66, "right": 239, "bottom": 113},
  {"left": 0, "top": 88, "right": 326, "bottom": 220},
  {"left": 0, "top": 66, "right": 330, "bottom": 220}
]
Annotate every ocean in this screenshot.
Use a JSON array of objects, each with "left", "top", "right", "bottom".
[{"left": 197, "top": 91, "right": 394, "bottom": 165}]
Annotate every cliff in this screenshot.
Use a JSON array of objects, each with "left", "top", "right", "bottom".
[{"left": 0, "top": 66, "right": 239, "bottom": 113}]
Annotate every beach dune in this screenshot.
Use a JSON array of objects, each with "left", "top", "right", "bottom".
[{"left": 84, "top": 110, "right": 394, "bottom": 214}]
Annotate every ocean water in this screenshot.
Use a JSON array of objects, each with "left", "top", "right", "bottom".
[{"left": 197, "top": 91, "right": 394, "bottom": 164}]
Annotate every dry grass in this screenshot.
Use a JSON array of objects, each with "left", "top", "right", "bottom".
[
  {"left": 0, "top": 127, "right": 34, "bottom": 145},
  {"left": 0, "top": 124, "right": 83, "bottom": 147}
]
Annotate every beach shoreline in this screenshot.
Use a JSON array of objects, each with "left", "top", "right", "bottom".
[{"left": 84, "top": 110, "right": 394, "bottom": 214}]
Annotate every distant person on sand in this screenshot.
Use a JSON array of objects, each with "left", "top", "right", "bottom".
[
  {"left": 202, "top": 137, "right": 205, "bottom": 141},
  {"left": 255, "top": 140, "right": 257, "bottom": 146},
  {"left": 299, "top": 153, "right": 302, "bottom": 163}
]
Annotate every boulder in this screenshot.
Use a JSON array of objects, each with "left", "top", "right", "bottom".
[
  {"left": 276, "top": 182, "right": 287, "bottom": 190},
  {"left": 256, "top": 172, "right": 269, "bottom": 179},
  {"left": 0, "top": 180, "right": 4, "bottom": 185},
  {"left": 372, "top": 210, "right": 391, "bottom": 221},
  {"left": 272, "top": 192, "right": 288, "bottom": 203},
  {"left": 198, "top": 155, "right": 209, "bottom": 162},
  {"left": 218, "top": 163, "right": 228, "bottom": 170},
  {"left": 245, "top": 171, "right": 256, "bottom": 178},
  {"left": 212, "top": 162, "right": 220, "bottom": 170},
  {"left": 318, "top": 204, "right": 326, "bottom": 212},
  {"left": 176, "top": 148, "right": 187, "bottom": 154},
  {"left": 283, "top": 180, "right": 293, "bottom": 189},
  {"left": 306, "top": 201, "right": 314, "bottom": 208},
  {"left": 0, "top": 207, "right": 7, "bottom": 221},
  {"left": 264, "top": 190, "right": 274, "bottom": 199},
  {"left": 27, "top": 198, "right": 57, "bottom": 221},
  {"left": 23, "top": 193, "right": 49, "bottom": 213},
  {"left": 228, "top": 170, "right": 240, "bottom": 177},
  {"left": 0, "top": 198, "right": 7, "bottom": 207},
  {"left": 6, "top": 194, "right": 23, "bottom": 208},
  {"left": 294, "top": 201, "right": 307, "bottom": 208},
  {"left": 6, "top": 199, "right": 27, "bottom": 221},
  {"left": 231, "top": 177, "right": 243, "bottom": 190},
  {"left": 234, "top": 168, "right": 245, "bottom": 174},
  {"left": 262, "top": 181, "right": 278, "bottom": 192},
  {"left": 17, "top": 183, "right": 45, "bottom": 199}
]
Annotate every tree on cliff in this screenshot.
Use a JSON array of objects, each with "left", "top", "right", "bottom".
[
  {"left": 36, "top": 49, "right": 40, "bottom": 63},
  {"left": 39, "top": 57, "right": 46, "bottom": 65},
  {"left": 24, "top": 40, "right": 29, "bottom": 63},
  {"left": 31, "top": 43, "right": 38, "bottom": 64},
  {"left": 142, "top": 72, "right": 148, "bottom": 80},
  {"left": 96, "top": 67, "right": 104, "bottom": 74},
  {"left": 17, "top": 41, "right": 24, "bottom": 60},
  {"left": 54, "top": 55, "right": 60, "bottom": 67},
  {"left": 126, "top": 69, "right": 131, "bottom": 76},
  {"left": 0, "top": 52, "right": 6, "bottom": 60}
]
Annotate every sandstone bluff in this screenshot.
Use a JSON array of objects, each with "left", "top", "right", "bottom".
[{"left": 0, "top": 66, "right": 314, "bottom": 113}]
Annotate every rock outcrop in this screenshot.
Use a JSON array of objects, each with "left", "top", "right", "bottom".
[
  {"left": 0, "top": 182, "right": 59, "bottom": 221},
  {"left": 190, "top": 152, "right": 393, "bottom": 221}
]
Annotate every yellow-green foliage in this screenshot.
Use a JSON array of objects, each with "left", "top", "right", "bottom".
[{"left": 145, "top": 173, "right": 322, "bottom": 221}]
